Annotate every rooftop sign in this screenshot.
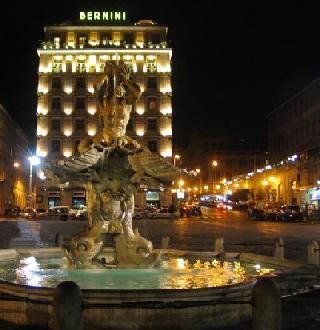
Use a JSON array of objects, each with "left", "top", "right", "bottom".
[{"left": 80, "top": 11, "right": 127, "bottom": 21}]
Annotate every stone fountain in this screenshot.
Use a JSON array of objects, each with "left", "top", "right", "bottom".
[
  {"left": 44, "top": 61, "right": 181, "bottom": 268},
  {"left": 0, "top": 62, "right": 308, "bottom": 329}
]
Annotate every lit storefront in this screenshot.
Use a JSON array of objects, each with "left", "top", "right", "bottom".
[{"left": 306, "top": 187, "right": 320, "bottom": 210}]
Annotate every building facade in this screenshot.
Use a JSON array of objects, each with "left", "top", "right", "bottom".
[
  {"left": 268, "top": 78, "right": 320, "bottom": 164},
  {"left": 179, "top": 136, "right": 266, "bottom": 196},
  {"left": 35, "top": 14, "right": 173, "bottom": 209},
  {"left": 238, "top": 77, "right": 320, "bottom": 210},
  {"left": 0, "top": 104, "right": 29, "bottom": 214}
]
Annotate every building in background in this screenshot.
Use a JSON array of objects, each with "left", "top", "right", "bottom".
[
  {"left": 0, "top": 104, "right": 29, "bottom": 214},
  {"left": 268, "top": 78, "right": 320, "bottom": 164},
  {"left": 266, "top": 78, "right": 320, "bottom": 210},
  {"left": 179, "top": 136, "right": 266, "bottom": 197},
  {"left": 35, "top": 12, "right": 173, "bottom": 209}
]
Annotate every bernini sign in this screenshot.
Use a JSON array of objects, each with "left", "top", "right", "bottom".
[{"left": 80, "top": 11, "right": 127, "bottom": 21}]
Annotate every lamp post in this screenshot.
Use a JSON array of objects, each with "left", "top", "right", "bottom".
[
  {"left": 212, "top": 160, "right": 218, "bottom": 192},
  {"left": 28, "top": 155, "right": 40, "bottom": 208},
  {"left": 173, "top": 154, "right": 181, "bottom": 167},
  {"left": 195, "top": 168, "right": 202, "bottom": 194}
]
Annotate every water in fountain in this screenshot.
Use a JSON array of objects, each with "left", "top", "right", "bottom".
[{"left": 0, "top": 252, "right": 278, "bottom": 290}]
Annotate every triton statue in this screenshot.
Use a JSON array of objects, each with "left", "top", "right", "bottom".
[{"left": 44, "top": 62, "right": 185, "bottom": 267}]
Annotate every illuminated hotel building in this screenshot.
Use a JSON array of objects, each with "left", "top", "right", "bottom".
[{"left": 36, "top": 13, "right": 173, "bottom": 208}]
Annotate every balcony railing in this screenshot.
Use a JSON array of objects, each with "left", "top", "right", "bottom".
[{"left": 40, "top": 40, "right": 168, "bottom": 50}]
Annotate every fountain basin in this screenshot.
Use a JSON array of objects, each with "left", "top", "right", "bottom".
[
  {"left": 0, "top": 248, "right": 284, "bottom": 329},
  {"left": 0, "top": 280, "right": 255, "bottom": 329}
]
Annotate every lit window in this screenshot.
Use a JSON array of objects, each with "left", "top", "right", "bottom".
[
  {"left": 99, "top": 61, "right": 106, "bottom": 72},
  {"left": 123, "top": 57, "right": 133, "bottom": 71},
  {"left": 78, "top": 35, "right": 87, "bottom": 48},
  {"left": 52, "top": 57, "right": 63, "bottom": 73},
  {"left": 101, "top": 33, "right": 112, "bottom": 46},
  {"left": 147, "top": 97, "right": 158, "bottom": 111},
  {"left": 146, "top": 56, "right": 157, "bottom": 73},
  {"left": 53, "top": 36, "right": 61, "bottom": 49},
  {"left": 76, "top": 61, "right": 86, "bottom": 73}
]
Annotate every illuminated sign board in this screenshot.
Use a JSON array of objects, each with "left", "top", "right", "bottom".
[{"left": 80, "top": 11, "right": 127, "bottom": 21}]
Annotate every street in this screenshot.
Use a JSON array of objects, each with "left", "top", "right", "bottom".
[
  {"left": 134, "top": 208, "right": 320, "bottom": 262},
  {"left": 1, "top": 208, "right": 320, "bottom": 263}
]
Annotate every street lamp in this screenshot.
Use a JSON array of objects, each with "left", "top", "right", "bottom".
[
  {"left": 173, "top": 154, "right": 181, "bottom": 166},
  {"left": 28, "top": 155, "right": 40, "bottom": 208},
  {"left": 195, "top": 168, "right": 202, "bottom": 194},
  {"left": 212, "top": 160, "right": 218, "bottom": 191}
]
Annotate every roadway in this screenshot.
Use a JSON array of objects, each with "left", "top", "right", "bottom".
[
  {"left": 1, "top": 208, "right": 320, "bottom": 263},
  {"left": 134, "top": 207, "right": 320, "bottom": 262}
]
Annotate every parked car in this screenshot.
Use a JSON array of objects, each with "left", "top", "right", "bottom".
[
  {"left": 36, "top": 208, "right": 47, "bottom": 216},
  {"left": 67, "top": 206, "right": 87, "bottom": 220},
  {"left": 4, "top": 206, "right": 21, "bottom": 216},
  {"left": 276, "top": 205, "right": 303, "bottom": 222},
  {"left": 263, "top": 202, "right": 281, "bottom": 220},
  {"left": 75, "top": 205, "right": 88, "bottom": 220},
  {"left": 69, "top": 207, "right": 78, "bottom": 218},
  {"left": 21, "top": 207, "right": 36, "bottom": 219},
  {"left": 48, "top": 206, "right": 70, "bottom": 221}
]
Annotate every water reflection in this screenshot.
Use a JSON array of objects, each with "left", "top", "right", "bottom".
[{"left": 1, "top": 256, "right": 277, "bottom": 290}]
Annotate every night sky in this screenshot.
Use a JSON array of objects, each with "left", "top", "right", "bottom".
[{"left": 1, "top": 1, "right": 320, "bottom": 150}]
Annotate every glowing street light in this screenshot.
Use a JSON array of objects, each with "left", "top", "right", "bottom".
[
  {"left": 173, "top": 154, "right": 181, "bottom": 166},
  {"left": 212, "top": 160, "right": 218, "bottom": 187},
  {"left": 178, "top": 179, "right": 184, "bottom": 187},
  {"left": 28, "top": 155, "right": 40, "bottom": 207},
  {"left": 195, "top": 168, "right": 202, "bottom": 194}
]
